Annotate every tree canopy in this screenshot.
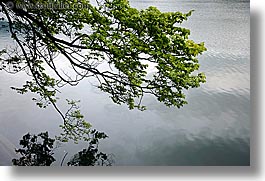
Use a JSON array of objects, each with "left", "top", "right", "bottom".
[
  {"left": 0, "top": 0, "right": 206, "bottom": 116},
  {"left": 1, "top": 0, "right": 207, "bottom": 166}
]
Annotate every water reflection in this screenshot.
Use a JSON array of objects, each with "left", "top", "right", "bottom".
[
  {"left": 0, "top": 0, "right": 250, "bottom": 165},
  {"left": 135, "top": 133, "right": 249, "bottom": 166}
]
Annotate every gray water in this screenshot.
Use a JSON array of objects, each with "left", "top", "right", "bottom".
[{"left": 0, "top": 0, "right": 250, "bottom": 166}]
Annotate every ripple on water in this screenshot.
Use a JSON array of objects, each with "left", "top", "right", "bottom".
[{"left": 199, "top": 51, "right": 250, "bottom": 95}]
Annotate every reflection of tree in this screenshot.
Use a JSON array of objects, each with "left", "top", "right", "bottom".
[
  {"left": 11, "top": 99, "right": 114, "bottom": 166},
  {"left": 12, "top": 131, "right": 113, "bottom": 166},
  {"left": 67, "top": 129, "right": 114, "bottom": 166},
  {"left": 12, "top": 132, "right": 55, "bottom": 166}
]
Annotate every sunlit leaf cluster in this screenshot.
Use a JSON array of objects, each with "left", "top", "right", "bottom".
[{"left": 0, "top": 0, "right": 206, "bottom": 112}]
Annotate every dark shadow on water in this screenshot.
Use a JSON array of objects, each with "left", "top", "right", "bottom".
[{"left": 8, "top": 7, "right": 260, "bottom": 180}]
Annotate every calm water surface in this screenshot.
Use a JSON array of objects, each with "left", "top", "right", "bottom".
[{"left": 0, "top": 0, "right": 250, "bottom": 165}]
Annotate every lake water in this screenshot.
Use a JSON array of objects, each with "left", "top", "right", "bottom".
[{"left": 0, "top": 0, "right": 250, "bottom": 165}]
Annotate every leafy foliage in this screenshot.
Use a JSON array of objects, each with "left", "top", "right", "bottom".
[
  {"left": 56, "top": 99, "right": 93, "bottom": 144},
  {"left": 2, "top": 0, "right": 206, "bottom": 167},
  {"left": 0, "top": 0, "right": 206, "bottom": 114}
]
